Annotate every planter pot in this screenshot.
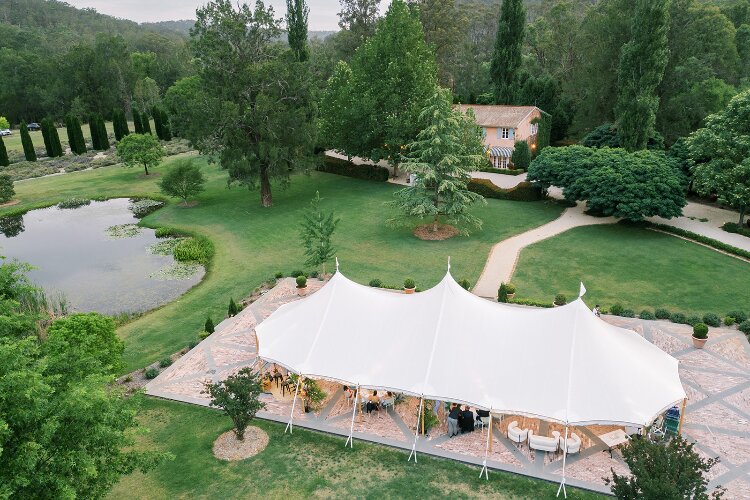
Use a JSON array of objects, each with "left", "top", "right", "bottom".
[
  {"left": 297, "top": 286, "right": 308, "bottom": 296},
  {"left": 506, "top": 293, "right": 516, "bottom": 300},
  {"left": 404, "top": 287, "right": 416, "bottom": 294},
  {"left": 553, "top": 303, "right": 562, "bottom": 307},
  {"left": 692, "top": 335, "right": 708, "bottom": 349}
]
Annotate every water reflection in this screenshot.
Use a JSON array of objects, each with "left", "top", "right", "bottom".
[{"left": 0, "top": 199, "right": 204, "bottom": 314}]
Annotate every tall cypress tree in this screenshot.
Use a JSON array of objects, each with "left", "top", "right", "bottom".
[
  {"left": 615, "top": 0, "right": 670, "bottom": 152},
  {"left": 74, "top": 116, "right": 87, "bottom": 154},
  {"left": 113, "top": 109, "right": 129, "bottom": 141},
  {"left": 89, "top": 115, "right": 101, "bottom": 150},
  {"left": 20, "top": 122, "right": 37, "bottom": 162},
  {"left": 141, "top": 112, "right": 153, "bottom": 135},
  {"left": 160, "top": 108, "right": 172, "bottom": 141},
  {"left": 490, "top": 0, "right": 525, "bottom": 105},
  {"left": 41, "top": 118, "right": 54, "bottom": 157},
  {"left": 50, "top": 123, "right": 63, "bottom": 157},
  {"left": 97, "top": 115, "right": 109, "bottom": 150},
  {"left": 152, "top": 106, "right": 164, "bottom": 140},
  {"left": 0, "top": 135, "right": 9, "bottom": 167},
  {"left": 132, "top": 109, "right": 144, "bottom": 134},
  {"left": 286, "top": 0, "right": 310, "bottom": 62}
]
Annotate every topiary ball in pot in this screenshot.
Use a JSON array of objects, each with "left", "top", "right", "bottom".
[
  {"left": 403, "top": 278, "right": 416, "bottom": 294},
  {"left": 692, "top": 323, "right": 709, "bottom": 349},
  {"left": 296, "top": 275, "right": 308, "bottom": 295}
]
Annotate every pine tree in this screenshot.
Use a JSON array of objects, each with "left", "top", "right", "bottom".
[
  {"left": 299, "top": 191, "right": 340, "bottom": 276},
  {"left": 132, "top": 109, "right": 144, "bottom": 134},
  {"left": 0, "top": 135, "right": 9, "bottom": 167},
  {"left": 227, "top": 298, "right": 239, "bottom": 317},
  {"left": 490, "top": 0, "right": 525, "bottom": 104},
  {"left": 286, "top": 0, "right": 310, "bottom": 62},
  {"left": 41, "top": 118, "right": 54, "bottom": 157},
  {"left": 89, "top": 114, "right": 100, "bottom": 150},
  {"left": 205, "top": 317, "right": 215, "bottom": 334},
  {"left": 20, "top": 122, "right": 37, "bottom": 162},
  {"left": 152, "top": 106, "right": 164, "bottom": 140},
  {"left": 50, "top": 123, "right": 63, "bottom": 157},
  {"left": 615, "top": 0, "right": 670, "bottom": 151}
]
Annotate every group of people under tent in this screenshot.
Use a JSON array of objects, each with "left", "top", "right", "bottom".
[
  {"left": 343, "top": 386, "right": 395, "bottom": 414},
  {"left": 448, "top": 403, "right": 489, "bottom": 437}
]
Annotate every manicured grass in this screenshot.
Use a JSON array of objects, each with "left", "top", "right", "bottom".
[
  {"left": 3, "top": 120, "right": 150, "bottom": 153},
  {"left": 511, "top": 224, "right": 750, "bottom": 315},
  {"left": 108, "top": 397, "right": 604, "bottom": 499},
  {"left": 3, "top": 158, "right": 564, "bottom": 371}
]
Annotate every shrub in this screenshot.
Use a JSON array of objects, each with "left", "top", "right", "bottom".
[
  {"left": 369, "top": 278, "right": 383, "bottom": 287},
  {"left": 0, "top": 174, "right": 14, "bottom": 203},
  {"left": 686, "top": 315, "right": 701, "bottom": 327},
  {"left": 205, "top": 316, "right": 215, "bottom": 334},
  {"left": 158, "top": 158, "right": 206, "bottom": 204},
  {"left": 57, "top": 197, "right": 91, "bottom": 209},
  {"left": 654, "top": 308, "right": 671, "bottom": 319},
  {"left": 290, "top": 270, "right": 305, "bottom": 277},
  {"left": 144, "top": 367, "right": 159, "bottom": 379},
  {"left": 154, "top": 226, "right": 186, "bottom": 238},
  {"left": 511, "top": 140, "right": 531, "bottom": 170},
  {"left": 458, "top": 278, "right": 471, "bottom": 290},
  {"left": 497, "top": 282, "right": 511, "bottom": 303},
  {"left": 198, "top": 331, "right": 211, "bottom": 340},
  {"left": 727, "top": 310, "right": 748, "bottom": 323},
  {"left": 296, "top": 275, "right": 307, "bottom": 288},
  {"left": 173, "top": 236, "right": 214, "bottom": 265},
  {"left": 692, "top": 323, "right": 709, "bottom": 339},
  {"left": 739, "top": 320, "right": 750, "bottom": 335},
  {"left": 505, "top": 283, "right": 517, "bottom": 295},
  {"left": 0, "top": 136, "right": 8, "bottom": 167},
  {"left": 610, "top": 303, "right": 624, "bottom": 316},
  {"left": 670, "top": 312, "right": 688, "bottom": 325},
  {"left": 228, "top": 298, "right": 239, "bottom": 317},
  {"left": 309, "top": 270, "right": 319, "bottom": 278},
  {"left": 554, "top": 293, "right": 567, "bottom": 305},
  {"left": 188, "top": 340, "right": 199, "bottom": 349},
  {"left": 509, "top": 297, "right": 554, "bottom": 308},
  {"left": 722, "top": 222, "right": 750, "bottom": 238},
  {"left": 317, "top": 155, "right": 390, "bottom": 182},
  {"left": 620, "top": 309, "right": 635, "bottom": 318},
  {"left": 467, "top": 178, "right": 545, "bottom": 201},
  {"left": 639, "top": 310, "right": 655, "bottom": 320},
  {"left": 159, "top": 357, "right": 173, "bottom": 368},
  {"left": 702, "top": 313, "right": 721, "bottom": 328},
  {"left": 404, "top": 278, "right": 416, "bottom": 289},
  {"left": 202, "top": 367, "right": 265, "bottom": 440},
  {"left": 724, "top": 316, "right": 736, "bottom": 326}
]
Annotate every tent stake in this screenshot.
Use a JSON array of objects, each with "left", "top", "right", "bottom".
[
  {"left": 284, "top": 376, "right": 302, "bottom": 434},
  {"left": 408, "top": 396, "right": 424, "bottom": 463},
  {"left": 480, "top": 412, "right": 492, "bottom": 480},
  {"left": 556, "top": 426, "right": 569, "bottom": 498},
  {"left": 345, "top": 385, "right": 360, "bottom": 448}
]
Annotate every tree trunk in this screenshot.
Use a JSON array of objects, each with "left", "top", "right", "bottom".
[
  {"left": 432, "top": 217, "right": 439, "bottom": 232},
  {"left": 740, "top": 205, "right": 746, "bottom": 227},
  {"left": 143, "top": 162, "right": 149, "bottom": 175},
  {"left": 260, "top": 165, "right": 272, "bottom": 207}
]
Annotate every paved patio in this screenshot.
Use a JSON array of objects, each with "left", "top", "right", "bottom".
[{"left": 146, "top": 278, "right": 750, "bottom": 498}]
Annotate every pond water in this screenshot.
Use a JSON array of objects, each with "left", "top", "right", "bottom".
[{"left": 0, "top": 198, "right": 205, "bottom": 315}]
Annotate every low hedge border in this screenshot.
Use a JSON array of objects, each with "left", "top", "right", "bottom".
[
  {"left": 477, "top": 166, "right": 526, "bottom": 176},
  {"left": 467, "top": 178, "right": 545, "bottom": 202},
  {"left": 648, "top": 223, "right": 750, "bottom": 261},
  {"left": 318, "top": 155, "right": 390, "bottom": 182}
]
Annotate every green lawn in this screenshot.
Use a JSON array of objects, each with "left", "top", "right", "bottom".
[
  {"left": 511, "top": 224, "right": 750, "bottom": 316},
  {"left": 108, "top": 397, "right": 603, "bottom": 499},
  {"left": 3, "top": 158, "right": 564, "bottom": 371},
  {"left": 2, "top": 120, "right": 151, "bottom": 153}
]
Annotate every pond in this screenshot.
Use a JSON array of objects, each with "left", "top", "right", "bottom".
[{"left": 0, "top": 198, "right": 205, "bottom": 315}]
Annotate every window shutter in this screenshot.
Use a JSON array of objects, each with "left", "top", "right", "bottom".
[
  {"left": 509, "top": 128, "right": 515, "bottom": 140},
  {"left": 482, "top": 127, "right": 487, "bottom": 138},
  {"left": 496, "top": 128, "right": 502, "bottom": 139}
]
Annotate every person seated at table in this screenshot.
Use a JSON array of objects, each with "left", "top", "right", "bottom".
[
  {"left": 343, "top": 385, "right": 354, "bottom": 403},
  {"left": 366, "top": 390, "right": 380, "bottom": 414},
  {"left": 460, "top": 406, "right": 475, "bottom": 433},
  {"left": 475, "top": 409, "right": 490, "bottom": 426},
  {"left": 448, "top": 403, "right": 461, "bottom": 437},
  {"left": 272, "top": 364, "right": 282, "bottom": 386}
]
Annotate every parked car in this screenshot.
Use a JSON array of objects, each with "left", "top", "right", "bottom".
[
  {"left": 0, "top": 129, "right": 11, "bottom": 136},
  {"left": 27, "top": 122, "right": 41, "bottom": 131}
]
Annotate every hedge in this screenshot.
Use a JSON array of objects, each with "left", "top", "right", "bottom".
[
  {"left": 318, "top": 155, "right": 389, "bottom": 182},
  {"left": 649, "top": 223, "right": 750, "bottom": 261},
  {"left": 722, "top": 222, "right": 750, "bottom": 238},
  {"left": 477, "top": 166, "right": 526, "bottom": 176},
  {"left": 467, "top": 178, "right": 545, "bottom": 201}
]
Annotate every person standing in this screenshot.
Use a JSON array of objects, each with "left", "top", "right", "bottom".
[{"left": 448, "top": 403, "right": 461, "bottom": 437}]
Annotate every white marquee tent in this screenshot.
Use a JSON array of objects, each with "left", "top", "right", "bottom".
[{"left": 256, "top": 267, "right": 685, "bottom": 493}]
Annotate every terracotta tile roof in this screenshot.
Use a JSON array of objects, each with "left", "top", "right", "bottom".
[{"left": 456, "top": 104, "right": 539, "bottom": 127}]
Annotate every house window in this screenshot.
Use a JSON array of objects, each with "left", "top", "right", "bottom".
[
  {"left": 498, "top": 127, "right": 510, "bottom": 139},
  {"left": 499, "top": 157, "right": 509, "bottom": 169},
  {"left": 530, "top": 123, "right": 539, "bottom": 135}
]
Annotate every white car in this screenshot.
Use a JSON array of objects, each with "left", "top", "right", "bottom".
[{"left": 0, "top": 129, "right": 11, "bottom": 137}]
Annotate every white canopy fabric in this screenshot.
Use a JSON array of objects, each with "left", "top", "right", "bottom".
[{"left": 256, "top": 270, "right": 685, "bottom": 427}]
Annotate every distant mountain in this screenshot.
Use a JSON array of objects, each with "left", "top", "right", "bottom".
[{"left": 141, "top": 20, "right": 195, "bottom": 36}]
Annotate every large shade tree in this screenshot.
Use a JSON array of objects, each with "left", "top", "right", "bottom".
[
  {"left": 190, "top": 0, "right": 317, "bottom": 207},
  {"left": 319, "top": 0, "right": 437, "bottom": 177},
  {"left": 688, "top": 89, "right": 750, "bottom": 226},
  {"left": 389, "top": 89, "right": 486, "bottom": 235},
  {"left": 528, "top": 145, "right": 686, "bottom": 221}
]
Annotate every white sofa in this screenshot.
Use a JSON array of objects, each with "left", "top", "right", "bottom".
[
  {"left": 528, "top": 430, "right": 560, "bottom": 452},
  {"left": 558, "top": 432, "right": 581, "bottom": 455},
  {"left": 507, "top": 421, "right": 528, "bottom": 445}
]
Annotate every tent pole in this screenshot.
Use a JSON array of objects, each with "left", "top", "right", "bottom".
[
  {"left": 556, "top": 425, "right": 569, "bottom": 498},
  {"left": 480, "top": 411, "right": 492, "bottom": 480},
  {"left": 345, "top": 385, "right": 360, "bottom": 448},
  {"left": 408, "top": 396, "right": 424, "bottom": 463},
  {"left": 678, "top": 397, "right": 687, "bottom": 435},
  {"left": 284, "top": 376, "right": 302, "bottom": 434},
  {"left": 489, "top": 413, "right": 494, "bottom": 452},
  {"left": 421, "top": 400, "right": 425, "bottom": 435}
]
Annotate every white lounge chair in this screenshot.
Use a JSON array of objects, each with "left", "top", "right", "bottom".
[
  {"left": 558, "top": 432, "right": 581, "bottom": 455},
  {"left": 478, "top": 415, "right": 491, "bottom": 432},
  {"left": 528, "top": 430, "right": 560, "bottom": 453},
  {"left": 507, "top": 421, "right": 528, "bottom": 446}
]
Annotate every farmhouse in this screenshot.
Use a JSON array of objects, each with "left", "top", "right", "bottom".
[{"left": 457, "top": 104, "right": 543, "bottom": 169}]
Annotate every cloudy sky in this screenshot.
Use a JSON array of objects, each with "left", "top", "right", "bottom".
[{"left": 66, "top": 0, "right": 391, "bottom": 31}]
